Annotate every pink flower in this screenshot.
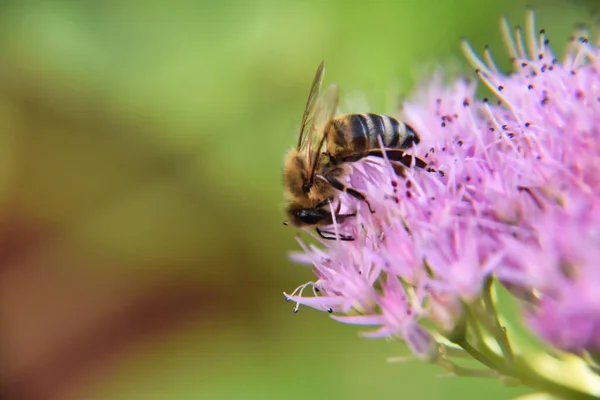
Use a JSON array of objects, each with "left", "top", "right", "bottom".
[{"left": 284, "top": 9, "right": 600, "bottom": 360}]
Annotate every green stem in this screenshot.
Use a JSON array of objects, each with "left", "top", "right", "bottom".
[
  {"left": 454, "top": 336, "right": 509, "bottom": 374},
  {"left": 481, "top": 278, "right": 514, "bottom": 367},
  {"left": 437, "top": 358, "right": 500, "bottom": 379},
  {"left": 511, "top": 356, "right": 598, "bottom": 400},
  {"left": 459, "top": 337, "right": 597, "bottom": 399},
  {"left": 454, "top": 311, "right": 598, "bottom": 400},
  {"left": 463, "top": 301, "right": 488, "bottom": 348},
  {"left": 440, "top": 344, "right": 476, "bottom": 360},
  {"left": 462, "top": 302, "right": 508, "bottom": 371}
]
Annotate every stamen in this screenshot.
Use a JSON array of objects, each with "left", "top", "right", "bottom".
[
  {"left": 483, "top": 46, "right": 500, "bottom": 74},
  {"left": 286, "top": 281, "right": 316, "bottom": 313},
  {"left": 312, "top": 283, "right": 321, "bottom": 297},
  {"left": 566, "top": 24, "right": 592, "bottom": 69},
  {"left": 571, "top": 40, "right": 599, "bottom": 71},
  {"left": 460, "top": 40, "right": 492, "bottom": 75},
  {"left": 376, "top": 134, "right": 402, "bottom": 190},
  {"left": 464, "top": 102, "right": 492, "bottom": 165},
  {"left": 329, "top": 200, "right": 342, "bottom": 241},
  {"left": 474, "top": 69, "right": 536, "bottom": 153},
  {"left": 481, "top": 101, "right": 519, "bottom": 154},
  {"left": 539, "top": 29, "right": 549, "bottom": 60},
  {"left": 500, "top": 15, "right": 519, "bottom": 63},
  {"left": 407, "top": 173, "right": 427, "bottom": 200},
  {"left": 514, "top": 25, "right": 527, "bottom": 60},
  {"left": 525, "top": 8, "right": 538, "bottom": 60},
  {"left": 571, "top": 44, "right": 585, "bottom": 71},
  {"left": 573, "top": 24, "right": 591, "bottom": 45},
  {"left": 517, "top": 186, "right": 546, "bottom": 210},
  {"left": 295, "top": 234, "right": 311, "bottom": 254},
  {"left": 544, "top": 157, "right": 594, "bottom": 195}
]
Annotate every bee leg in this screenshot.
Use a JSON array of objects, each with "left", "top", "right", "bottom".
[
  {"left": 364, "top": 149, "right": 438, "bottom": 176},
  {"left": 314, "top": 200, "right": 356, "bottom": 241},
  {"left": 321, "top": 173, "right": 375, "bottom": 214},
  {"left": 314, "top": 197, "right": 335, "bottom": 209},
  {"left": 316, "top": 228, "right": 354, "bottom": 241},
  {"left": 366, "top": 149, "right": 428, "bottom": 169},
  {"left": 315, "top": 197, "right": 344, "bottom": 216}
]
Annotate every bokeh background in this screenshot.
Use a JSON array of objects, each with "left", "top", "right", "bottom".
[{"left": 0, "top": 1, "right": 596, "bottom": 399}]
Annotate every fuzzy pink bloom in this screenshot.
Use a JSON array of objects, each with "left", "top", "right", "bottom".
[{"left": 285, "top": 12, "right": 600, "bottom": 355}]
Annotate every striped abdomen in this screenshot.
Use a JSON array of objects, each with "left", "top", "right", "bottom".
[{"left": 326, "top": 113, "right": 420, "bottom": 161}]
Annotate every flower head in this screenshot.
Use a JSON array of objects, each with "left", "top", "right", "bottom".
[{"left": 284, "top": 9, "right": 600, "bottom": 397}]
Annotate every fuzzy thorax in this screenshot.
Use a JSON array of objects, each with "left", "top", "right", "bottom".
[{"left": 282, "top": 148, "right": 336, "bottom": 204}]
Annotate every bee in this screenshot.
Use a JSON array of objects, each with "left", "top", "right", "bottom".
[{"left": 282, "top": 61, "right": 427, "bottom": 240}]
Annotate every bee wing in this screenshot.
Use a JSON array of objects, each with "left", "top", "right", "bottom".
[
  {"left": 309, "top": 83, "right": 339, "bottom": 153},
  {"left": 306, "top": 83, "right": 339, "bottom": 182},
  {"left": 297, "top": 61, "right": 325, "bottom": 151}
]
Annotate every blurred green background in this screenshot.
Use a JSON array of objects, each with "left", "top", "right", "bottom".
[{"left": 0, "top": 1, "right": 595, "bottom": 399}]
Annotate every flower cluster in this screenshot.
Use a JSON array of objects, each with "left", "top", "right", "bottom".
[{"left": 284, "top": 10, "right": 600, "bottom": 398}]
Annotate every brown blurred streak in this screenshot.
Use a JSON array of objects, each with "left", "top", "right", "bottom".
[
  {"left": 0, "top": 69, "right": 270, "bottom": 288},
  {"left": 0, "top": 208, "right": 56, "bottom": 276},
  {"left": 3, "top": 68, "right": 210, "bottom": 206},
  {"left": 0, "top": 62, "right": 270, "bottom": 312},
  {"left": 0, "top": 66, "right": 273, "bottom": 282},
  {"left": 0, "top": 63, "right": 271, "bottom": 399},
  {"left": 0, "top": 66, "right": 185, "bottom": 262},
  {"left": 1, "top": 279, "right": 226, "bottom": 400},
  {"left": 0, "top": 64, "right": 259, "bottom": 271}
]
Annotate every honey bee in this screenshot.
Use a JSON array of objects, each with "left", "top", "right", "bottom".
[{"left": 282, "top": 61, "right": 427, "bottom": 239}]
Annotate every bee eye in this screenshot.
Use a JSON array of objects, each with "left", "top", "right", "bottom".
[{"left": 297, "top": 209, "right": 324, "bottom": 225}]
